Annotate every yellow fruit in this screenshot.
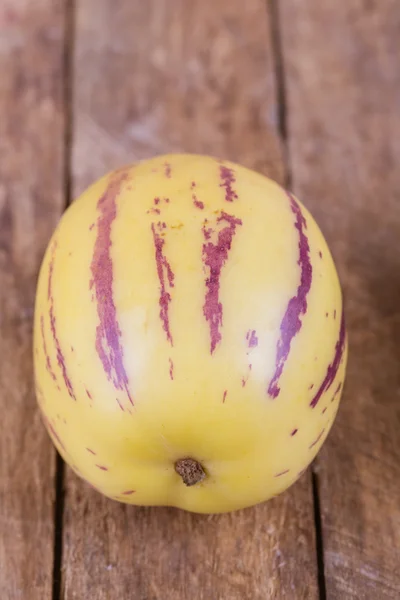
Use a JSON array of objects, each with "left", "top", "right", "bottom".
[{"left": 34, "top": 154, "right": 347, "bottom": 514}]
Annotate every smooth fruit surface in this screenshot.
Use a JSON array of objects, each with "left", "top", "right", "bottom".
[{"left": 34, "top": 154, "right": 347, "bottom": 513}]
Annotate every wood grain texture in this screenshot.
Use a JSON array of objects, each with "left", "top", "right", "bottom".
[
  {"left": 72, "top": 0, "right": 285, "bottom": 194},
  {"left": 0, "top": 0, "right": 66, "bottom": 598},
  {"left": 280, "top": 0, "right": 400, "bottom": 598},
  {"left": 62, "top": 1, "right": 319, "bottom": 598}
]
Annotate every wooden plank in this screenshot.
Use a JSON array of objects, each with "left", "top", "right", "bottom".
[
  {"left": 62, "top": 1, "right": 319, "bottom": 598},
  {"left": 0, "top": 0, "right": 67, "bottom": 598},
  {"left": 280, "top": 1, "right": 400, "bottom": 598}
]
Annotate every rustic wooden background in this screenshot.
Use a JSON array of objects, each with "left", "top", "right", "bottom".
[{"left": 1, "top": 0, "right": 399, "bottom": 598}]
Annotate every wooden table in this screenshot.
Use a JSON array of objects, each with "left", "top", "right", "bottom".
[{"left": 1, "top": 1, "right": 399, "bottom": 598}]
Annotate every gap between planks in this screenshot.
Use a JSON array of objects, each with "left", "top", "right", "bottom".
[
  {"left": 52, "top": 456, "right": 65, "bottom": 600},
  {"left": 267, "top": 0, "right": 292, "bottom": 189},
  {"left": 268, "top": 1, "right": 327, "bottom": 598},
  {"left": 52, "top": 1, "right": 76, "bottom": 598},
  {"left": 312, "top": 471, "right": 327, "bottom": 600}
]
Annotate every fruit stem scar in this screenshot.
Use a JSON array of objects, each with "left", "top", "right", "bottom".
[{"left": 175, "top": 458, "right": 206, "bottom": 486}]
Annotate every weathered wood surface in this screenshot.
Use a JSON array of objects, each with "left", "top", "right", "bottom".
[
  {"left": 281, "top": 0, "right": 400, "bottom": 598},
  {"left": 61, "top": 1, "right": 318, "bottom": 599},
  {"left": 0, "top": 0, "right": 66, "bottom": 598},
  {"left": 2, "top": 0, "right": 400, "bottom": 598}
]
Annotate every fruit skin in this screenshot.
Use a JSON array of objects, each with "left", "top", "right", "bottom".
[{"left": 34, "top": 154, "right": 347, "bottom": 514}]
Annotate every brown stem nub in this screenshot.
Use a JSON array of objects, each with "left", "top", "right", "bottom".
[{"left": 175, "top": 458, "right": 206, "bottom": 486}]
